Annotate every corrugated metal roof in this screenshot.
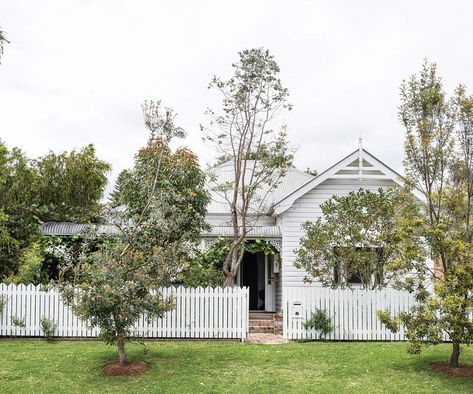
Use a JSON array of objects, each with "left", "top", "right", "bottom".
[
  {"left": 41, "top": 222, "right": 118, "bottom": 236},
  {"left": 202, "top": 226, "right": 281, "bottom": 238},
  {"left": 206, "top": 161, "right": 314, "bottom": 214},
  {"left": 41, "top": 222, "right": 281, "bottom": 239}
]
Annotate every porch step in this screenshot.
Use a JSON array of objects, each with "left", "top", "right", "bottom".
[
  {"left": 249, "top": 312, "right": 275, "bottom": 320},
  {"left": 249, "top": 319, "right": 275, "bottom": 334}
]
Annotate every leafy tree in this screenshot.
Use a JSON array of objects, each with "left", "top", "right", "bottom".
[
  {"left": 294, "top": 188, "right": 412, "bottom": 289},
  {"left": 179, "top": 238, "right": 228, "bottom": 287},
  {"left": 9, "top": 241, "right": 44, "bottom": 284},
  {"left": 36, "top": 145, "right": 111, "bottom": 222},
  {"left": 204, "top": 48, "right": 294, "bottom": 286},
  {"left": 0, "top": 143, "right": 40, "bottom": 278},
  {"left": 378, "top": 61, "right": 473, "bottom": 368},
  {"left": 0, "top": 140, "right": 110, "bottom": 281},
  {"left": 110, "top": 143, "right": 209, "bottom": 238},
  {"left": 57, "top": 101, "right": 210, "bottom": 368}
]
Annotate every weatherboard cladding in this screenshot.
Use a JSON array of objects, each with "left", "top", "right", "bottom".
[{"left": 278, "top": 177, "right": 398, "bottom": 287}]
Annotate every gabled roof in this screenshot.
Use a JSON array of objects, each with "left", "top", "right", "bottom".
[
  {"left": 206, "top": 160, "right": 315, "bottom": 214},
  {"left": 269, "top": 148, "right": 406, "bottom": 216}
]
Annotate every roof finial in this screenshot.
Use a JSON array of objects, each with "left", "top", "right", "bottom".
[{"left": 358, "top": 136, "right": 363, "bottom": 180}]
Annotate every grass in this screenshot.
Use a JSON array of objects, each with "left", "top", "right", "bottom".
[{"left": 0, "top": 340, "right": 472, "bottom": 393}]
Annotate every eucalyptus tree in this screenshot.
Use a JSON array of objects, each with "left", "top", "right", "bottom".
[
  {"left": 378, "top": 61, "right": 473, "bottom": 368},
  {"left": 204, "top": 48, "right": 294, "bottom": 286},
  {"left": 58, "top": 101, "right": 210, "bottom": 368}
]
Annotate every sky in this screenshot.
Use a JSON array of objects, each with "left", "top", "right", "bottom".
[{"left": 1, "top": 0, "right": 473, "bottom": 197}]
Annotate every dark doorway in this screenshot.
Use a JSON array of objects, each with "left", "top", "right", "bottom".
[{"left": 241, "top": 251, "right": 265, "bottom": 310}]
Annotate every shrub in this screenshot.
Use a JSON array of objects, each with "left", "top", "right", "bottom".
[
  {"left": 304, "top": 309, "right": 333, "bottom": 339},
  {"left": 40, "top": 317, "right": 57, "bottom": 340},
  {"left": 10, "top": 315, "right": 26, "bottom": 328}
]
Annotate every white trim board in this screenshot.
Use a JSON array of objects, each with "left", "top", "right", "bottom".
[{"left": 269, "top": 149, "right": 410, "bottom": 216}]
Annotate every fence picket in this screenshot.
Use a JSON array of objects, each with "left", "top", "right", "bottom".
[
  {"left": 283, "top": 286, "right": 420, "bottom": 341},
  {"left": 0, "top": 284, "right": 249, "bottom": 340}
]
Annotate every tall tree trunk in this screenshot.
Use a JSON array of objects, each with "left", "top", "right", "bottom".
[
  {"left": 449, "top": 342, "right": 461, "bottom": 368},
  {"left": 117, "top": 332, "right": 127, "bottom": 367},
  {"left": 223, "top": 271, "right": 236, "bottom": 287}
]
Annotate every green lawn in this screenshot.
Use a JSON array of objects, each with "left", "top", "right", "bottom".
[{"left": 0, "top": 340, "right": 471, "bottom": 393}]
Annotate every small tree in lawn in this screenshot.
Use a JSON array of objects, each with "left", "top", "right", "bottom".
[
  {"left": 294, "top": 188, "right": 413, "bottom": 289},
  {"left": 57, "top": 101, "right": 209, "bottom": 368},
  {"left": 377, "top": 61, "right": 473, "bottom": 369},
  {"left": 204, "top": 48, "right": 294, "bottom": 286}
]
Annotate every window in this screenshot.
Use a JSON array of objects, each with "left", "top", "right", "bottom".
[{"left": 333, "top": 247, "right": 384, "bottom": 287}]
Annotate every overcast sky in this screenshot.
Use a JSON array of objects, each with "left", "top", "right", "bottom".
[{"left": 1, "top": 0, "right": 473, "bottom": 196}]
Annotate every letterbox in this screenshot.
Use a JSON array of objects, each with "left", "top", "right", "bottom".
[{"left": 292, "top": 301, "right": 303, "bottom": 319}]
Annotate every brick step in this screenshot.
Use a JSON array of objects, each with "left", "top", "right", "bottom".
[
  {"left": 249, "top": 326, "right": 275, "bottom": 333},
  {"left": 249, "top": 319, "right": 275, "bottom": 334},
  {"left": 249, "top": 319, "right": 275, "bottom": 327}
]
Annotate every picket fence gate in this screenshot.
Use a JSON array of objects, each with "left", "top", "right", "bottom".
[
  {"left": 0, "top": 284, "right": 249, "bottom": 340},
  {"left": 283, "top": 286, "right": 417, "bottom": 341}
]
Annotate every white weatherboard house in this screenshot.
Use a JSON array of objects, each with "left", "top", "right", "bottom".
[
  {"left": 42, "top": 144, "right": 410, "bottom": 328},
  {"left": 36, "top": 145, "right": 424, "bottom": 340},
  {"left": 201, "top": 146, "right": 404, "bottom": 314}
]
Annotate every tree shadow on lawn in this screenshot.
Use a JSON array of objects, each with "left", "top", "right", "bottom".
[{"left": 388, "top": 351, "right": 473, "bottom": 382}]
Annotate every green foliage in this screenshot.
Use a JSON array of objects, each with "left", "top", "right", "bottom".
[
  {"left": 381, "top": 60, "right": 473, "bottom": 367},
  {"left": 304, "top": 309, "right": 333, "bottom": 338},
  {"left": 0, "top": 139, "right": 110, "bottom": 281},
  {"left": 11, "top": 316, "right": 26, "bottom": 328},
  {"left": 180, "top": 238, "right": 228, "bottom": 287},
  {"left": 57, "top": 101, "right": 209, "bottom": 366},
  {"left": 180, "top": 238, "right": 276, "bottom": 287},
  {"left": 9, "top": 242, "right": 45, "bottom": 285},
  {"left": 0, "top": 143, "right": 40, "bottom": 278},
  {"left": 40, "top": 317, "right": 57, "bottom": 340},
  {"left": 36, "top": 144, "right": 111, "bottom": 223},
  {"left": 295, "top": 188, "right": 414, "bottom": 289},
  {"left": 245, "top": 239, "right": 276, "bottom": 255},
  {"left": 110, "top": 141, "right": 209, "bottom": 240},
  {"left": 204, "top": 48, "right": 294, "bottom": 285},
  {"left": 377, "top": 309, "right": 400, "bottom": 333}
]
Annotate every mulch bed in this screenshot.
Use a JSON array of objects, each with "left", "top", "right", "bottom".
[
  {"left": 102, "top": 360, "right": 150, "bottom": 376},
  {"left": 429, "top": 362, "right": 473, "bottom": 378}
]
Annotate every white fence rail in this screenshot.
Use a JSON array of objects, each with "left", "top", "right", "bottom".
[
  {"left": 0, "top": 284, "right": 249, "bottom": 340},
  {"left": 283, "top": 287, "right": 416, "bottom": 341}
]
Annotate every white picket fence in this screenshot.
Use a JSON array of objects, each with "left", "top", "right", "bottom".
[
  {"left": 283, "top": 286, "right": 417, "bottom": 341},
  {"left": 0, "top": 284, "right": 249, "bottom": 340}
]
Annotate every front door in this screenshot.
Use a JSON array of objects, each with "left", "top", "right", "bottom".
[{"left": 241, "top": 251, "right": 265, "bottom": 310}]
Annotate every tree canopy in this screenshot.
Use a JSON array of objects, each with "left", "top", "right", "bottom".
[
  {"left": 58, "top": 101, "right": 210, "bottom": 368},
  {"left": 0, "top": 141, "right": 110, "bottom": 281},
  {"left": 295, "top": 188, "right": 415, "bottom": 289},
  {"left": 378, "top": 61, "right": 473, "bottom": 368}
]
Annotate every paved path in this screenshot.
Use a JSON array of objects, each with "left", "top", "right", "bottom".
[{"left": 247, "top": 333, "right": 286, "bottom": 344}]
